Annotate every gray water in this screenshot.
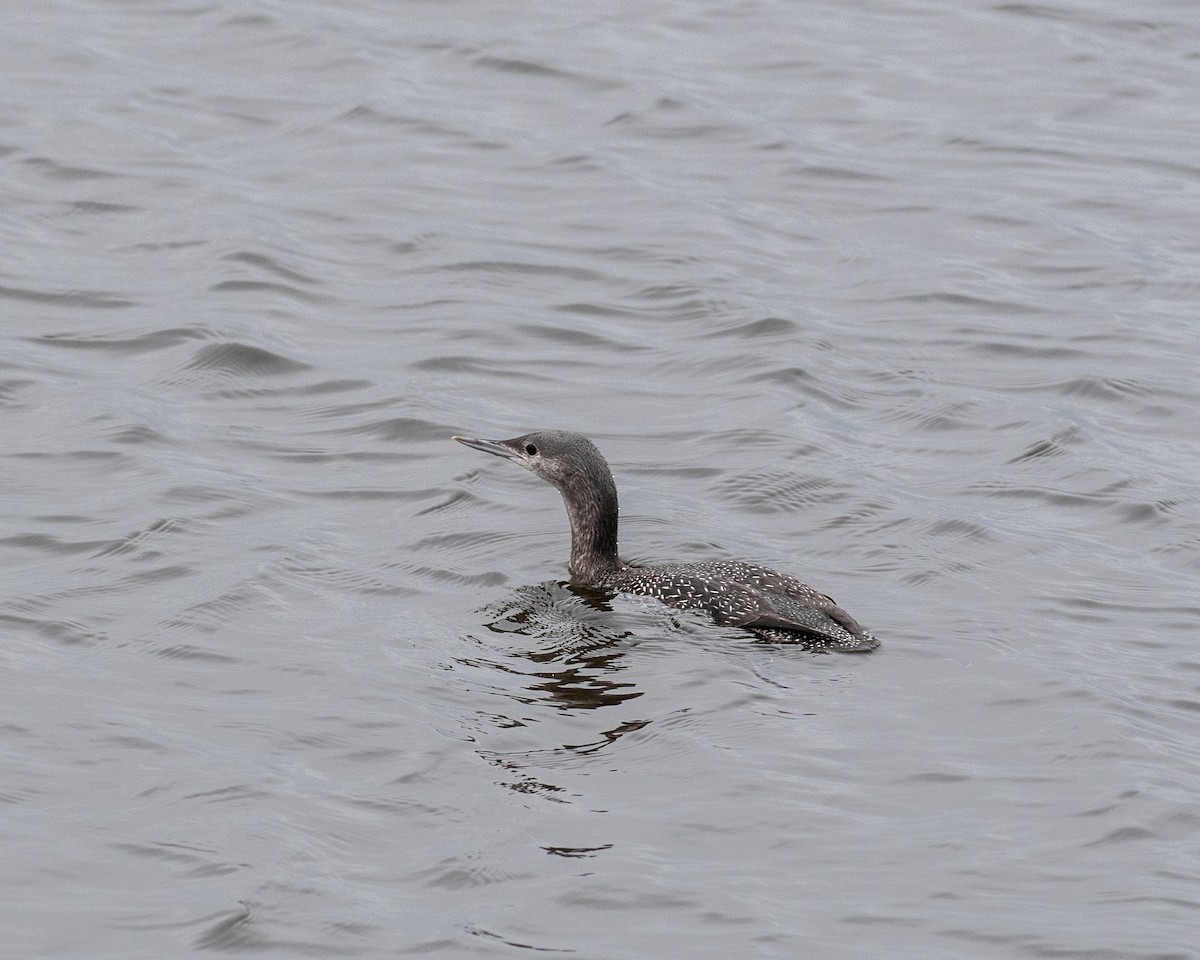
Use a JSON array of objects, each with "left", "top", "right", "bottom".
[{"left": 3, "top": 1, "right": 1199, "bottom": 957}]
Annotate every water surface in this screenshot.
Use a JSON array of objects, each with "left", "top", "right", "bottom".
[{"left": 3, "top": 1, "right": 1199, "bottom": 957}]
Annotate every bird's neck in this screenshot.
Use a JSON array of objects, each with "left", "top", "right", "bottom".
[{"left": 560, "top": 477, "right": 623, "bottom": 583}]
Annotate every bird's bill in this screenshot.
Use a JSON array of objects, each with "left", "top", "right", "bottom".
[{"left": 452, "top": 435, "right": 519, "bottom": 460}]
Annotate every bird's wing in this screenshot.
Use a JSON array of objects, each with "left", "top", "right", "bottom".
[
  {"left": 678, "top": 562, "right": 868, "bottom": 643},
  {"left": 654, "top": 576, "right": 856, "bottom": 644},
  {"left": 613, "top": 566, "right": 872, "bottom": 647},
  {"left": 731, "top": 588, "right": 863, "bottom": 643}
]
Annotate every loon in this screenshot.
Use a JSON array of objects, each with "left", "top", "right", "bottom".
[{"left": 453, "top": 430, "right": 878, "bottom": 652}]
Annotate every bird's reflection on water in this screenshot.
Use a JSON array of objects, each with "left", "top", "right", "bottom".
[
  {"left": 461, "top": 581, "right": 653, "bottom": 800},
  {"left": 473, "top": 580, "right": 644, "bottom": 712}
]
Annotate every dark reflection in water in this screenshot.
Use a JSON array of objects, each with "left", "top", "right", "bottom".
[
  {"left": 465, "top": 583, "right": 661, "bottom": 804},
  {"left": 476, "top": 581, "right": 643, "bottom": 711}
]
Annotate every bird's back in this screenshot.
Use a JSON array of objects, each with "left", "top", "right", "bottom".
[{"left": 603, "top": 559, "right": 877, "bottom": 651}]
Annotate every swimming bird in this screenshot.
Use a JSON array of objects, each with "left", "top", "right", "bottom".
[{"left": 453, "top": 430, "right": 877, "bottom": 651}]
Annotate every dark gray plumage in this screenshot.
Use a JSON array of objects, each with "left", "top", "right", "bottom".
[{"left": 453, "top": 430, "right": 878, "bottom": 652}]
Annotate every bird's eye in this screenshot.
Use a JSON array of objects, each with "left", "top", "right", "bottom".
[{"left": 524, "top": 443, "right": 538, "bottom": 456}]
